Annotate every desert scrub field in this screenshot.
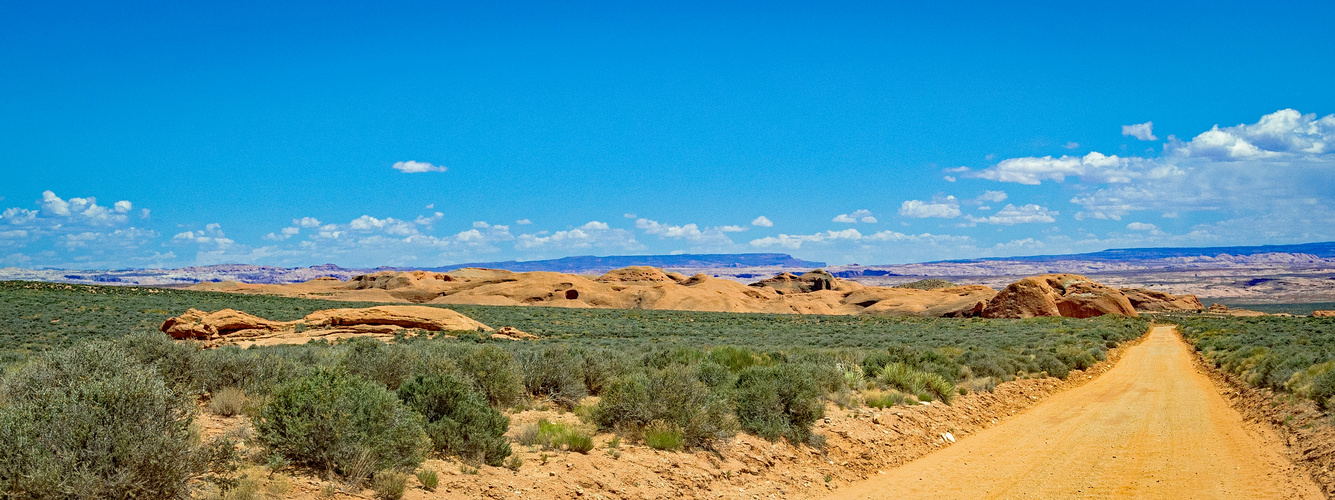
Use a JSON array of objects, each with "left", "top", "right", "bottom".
[
  {"left": 1174, "top": 315, "right": 1335, "bottom": 407},
  {"left": 0, "top": 280, "right": 1149, "bottom": 497}
]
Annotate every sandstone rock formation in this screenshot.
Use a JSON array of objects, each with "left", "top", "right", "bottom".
[
  {"left": 1314, "top": 310, "right": 1334, "bottom": 318},
  {"left": 161, "top": 305, "right": 501, "bottom": 347},
  {"left": 189, "top": 267, "right": 1192, "bottom": 320},
  {"left": 982, "top": 274, "right": 1138, "bottom": 319},
  {"left": 301, "top": 305, "right": 492, "bottom": 331},
  {"left": 1119, "top": 288, "right": 1205, "bottom": 312},
  {"left": 161, "top": 308, "right": 285, "bottom": 340},
  {"left": 749, "top": 269, "right": 845, "bottom": 294}
]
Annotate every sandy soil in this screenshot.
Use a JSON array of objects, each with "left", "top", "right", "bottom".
[{"left": 829, "top": 326, "right": 1323, "bottom": 499}]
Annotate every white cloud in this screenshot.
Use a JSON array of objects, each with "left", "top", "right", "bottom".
[
  {"left": 749, "top": 228, "right": 969, "bottom": 250},
  {"left": 515, "top": 221, "right": 641, "bottom": 251},
  {"left": 977, "top": 190, "right": 1008, "bottom": 203},
  {"left": 717, "top": 225, "right": 748, "bottom": 232},
  {"left": 415, "top": 212, "right": 444, "bottom": 225},
  {"left": 172, "top": 223, "right": 234, "bottom": 249},
  {"left": 1166, "top": 109, "right": 1334, "bottom": 160},
  {"left": 1126, "top": 222, "right": 1157, "bottom": 231},
  {"left": 1122, "top": 121, "right": 1158, "bottom": 141},
  {"left": 964, "top": 204, "right": 1058, "bottom": 225},
  {"left": 1063, "top": 142, "right": 1080, "bottom": 149},
  {"left": 349, "top": 215, "right": 417, "bottom": 236},
  {"left": 751, "top": 216, "right": 773, "bottom": 227},
  {"left": 516, "top": 219, "right": 533, "bottom": 225},
  {"left": 970, "top": 152, "right": 1161, "bottom": 185},
  {"left": 296, "top": 217, "right": 322, "bottom": 228},
  {"left": 635, "top": 218, "right": 734, "bottom": 245},
  {"left": 832, "top": 209, "right": 877, "bottom": 223},
  {"left": 623, "top": 213, "right": 637, "bottom": 219},
  {"left": 899, "top": 198, "right": 961, "bottom": 219},
  {"left": 391, "top": 160, "right": 447, "bottom": 173},
  {"left": 34, "top": 191, "right": 133, "bottom": 225}
]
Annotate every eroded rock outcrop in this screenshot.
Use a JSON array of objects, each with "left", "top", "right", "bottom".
[
  {"left": 982, "top": 274, "right": 1138, "bottom": 319},
  {"left": 1314, "top": 310, "right": 1334, "bottom": 318},
  {"left": 161, "top": 308, "right": 285, "bottom": 340},
  {"left": 301, "top": 305, "right": 492, "bottom": 331},
  {"left": 1120, "top": 288, "right": 1205, "bottom": 312},
  {"left": 161, "top": 305, "right": 507, "bottom": 347},
  {"left": 750, "top": 269, "right": 847, "bottom": 294}
]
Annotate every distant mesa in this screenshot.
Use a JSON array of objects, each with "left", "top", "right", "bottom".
[{"left": 160, "top": 305, "right": 532, "bottom": 348}]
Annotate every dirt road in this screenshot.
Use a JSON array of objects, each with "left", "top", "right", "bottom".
[{"left": 831, "top": 326, "right": 1322, "bottom": 499}]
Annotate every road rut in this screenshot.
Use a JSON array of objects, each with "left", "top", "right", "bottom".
[{"left": 831, "top": 326, "right": 1322, "bottom": 499}]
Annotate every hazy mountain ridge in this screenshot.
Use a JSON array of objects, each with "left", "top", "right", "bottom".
[{"left": 1, "top": 244, "right": 1332, "bottom": 302}]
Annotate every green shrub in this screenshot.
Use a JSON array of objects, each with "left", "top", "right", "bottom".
[
  {"left": 708, "top": 346, "right": 770, "bottom": 373},
  {"left": 0, "top": 342, "right": 205, "bottom": 498},
  {"left": 341, "top": 338, "right": 415, "bottom": 390},
  {"left": 514, "top": 345, "right": 587, "bottom": 408},
  {"left": 733, "top": 364, "right": 824, "bottom": 444},
  {"left": 255, "top": 368, "right": 428, "bottom": 476},
  {"left": 581, "top": 347, "right": 633, "bottom": 396},
  {"left": 459, "top": 345, "right": 526, "bottom": 408},
  {"left": 1309, "top": 369, "right": 1335, "bottom": 409},
  {"left": 594, "top": 369, "right": 736, "bottom": 449},
  {"left": 505, "top": 455, "right": 524, "bottom": 471},
  {"left": 876, "top": 362, "right": 956, "bottom": 404},
  {"left": 563, "top": 429, "right": 594, "bottom": 453},
  {"left": 644, "top": 421, "right": 685, "bottom": 451},
  {"left": 529, "top": 419, "right": 594, "bottom": 452},
  {"left": 864, "top": 390, "right": 913, "bottom": 408},
  {"left": 695, "top": 361, "right": 736, "bottom": 390},
  {"left": 416, "top": 469, "right": 438, "bottom": 491},
  {"left": 372, "top": 471, "right": 408, "bottom": 500},
  {"left": 396, "top": 373, "right": 511, "bottom": 466},
  {"left": 209, "top": 387, "right": 248, "bottom": 416}
]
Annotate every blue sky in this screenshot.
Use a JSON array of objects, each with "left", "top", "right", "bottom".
[{"left": 2, "top": 1, "right": 1333, "bottom": 269}]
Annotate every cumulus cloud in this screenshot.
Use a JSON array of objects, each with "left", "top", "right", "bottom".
[
  {"left": 899, "top": 197, "right": 961, "bottom": 218},
  {"left": 1165, "top": 109, "right": 1334, "bottom": 160},
  {"left": 391, "top": 161, "right": 447, "bottom": 173},
  {"left": 516, "top": 221, "right": 641, "bottom": 251},
  {"left": 516, "top": 219, "right": 533, "bottom": 225},
  {"left": 751, "top": 216, "right": 773, "bottom": 227},
  {"left": 635, "top": 218, "right": 735, "bottom": 245},
  {"left": 969, "top": 152, "right": 1165, "bottom": 185},
  {"left": 0, "top": 191, "right": 160, "bottom": 266},
  {"left": 414, "top": 212, "right": 444, "bottom": 225},
  {"left": 1122, "top": 121, "right": 1158, "bottom": 141},
  {"left": 1126, "top": 222, "right": 1157, "bottom": 231},
  {"left": 1065, "top": 109, "right": 1335, "bottom": 221},
  {"left": 172, "top": 223, "right": 234, "bottom": 249},
  {"left": 33, "top": 191, "right": 135, "bottom": 226},
  {"left": 964, "top": 204, "right": 1058, "bottom": 225},
  {"left": 977, "top": 190, "right": 1008, "bottom": 203},
  {"left": 832, "top": 209, "right": 877, "bottom": 223},
  {"left": 749, "top": 228, "right": 969, "bottom": 250}
]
